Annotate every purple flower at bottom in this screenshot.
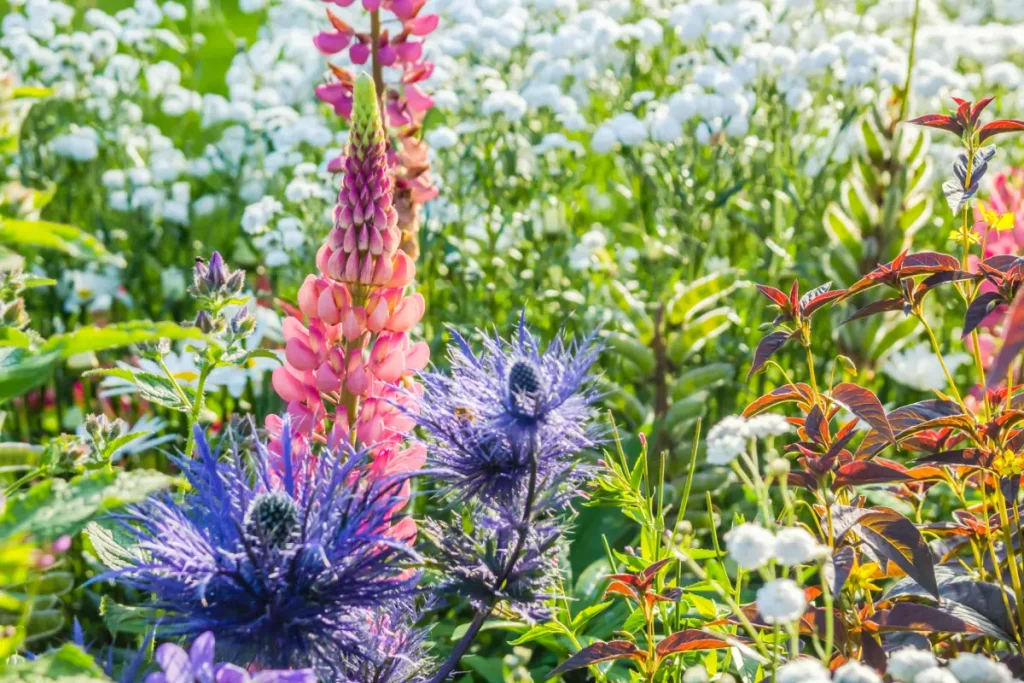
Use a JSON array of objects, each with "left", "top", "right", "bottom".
[{"left": 145, "top": 632, "right": 314, "bottom": 683}]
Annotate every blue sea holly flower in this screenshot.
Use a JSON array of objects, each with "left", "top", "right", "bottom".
[
  {"left": 415, "top": 317, "right": 601, "bottom": 508},
  {"left": 111, "top": 420, "right": 421, "bottom": 679}
]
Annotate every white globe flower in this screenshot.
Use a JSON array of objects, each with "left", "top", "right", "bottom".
[
  {"left": 913, "top": 668, "right": 959, "bottom": 683},
  {"left": 777, "top": 658, "right": 831, "bottom": 683},
  {"left": 834, "top": 661, "right": 882, "bottom": 683},
  {"left": 755, "top": 578, "right": 806, "bottom": 624},
  {"left": 706, "top": 415, "right": 749, "bottom": 465},
  {"left": 887, "top": 648, "right": 938, "bottom": 683},
  {"left": 590, "top": 125, "right": 618, "bottom": 154},
  {"left": 774, "top": 527, "right": 827, "bottom": 566},
  {"left": 947, "top": 654, "right": 1013, "bottom": 683},
  {"left": 724, "top": 523, "right": 774, "bottom": 570},
  {"left": 426, "top": 126, "right": 459, "bottom": 150}
]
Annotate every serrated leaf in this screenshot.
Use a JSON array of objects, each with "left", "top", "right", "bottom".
[
  {"left": 87, "top": 368, "right": 195, "bottom": 412},
  {"left": 0, "top": 469, "right": 172, "bottom": 543}
]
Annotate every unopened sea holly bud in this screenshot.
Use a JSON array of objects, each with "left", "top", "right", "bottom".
[{"left": 320, "top": 74, "right": 408, "bottom": 288}]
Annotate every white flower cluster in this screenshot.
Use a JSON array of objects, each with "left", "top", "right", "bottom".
[
  {"left": 705, "top": 413, "right": 791, "bottom": 465},
  {"left": 882, "top": 342, "right": 972, "bottom": 392},
  {"left": 775, "top": 649, "right": 1015, "bottom": 683},
  {"left": 887, "top": 649, "right": 1013, "bottom": 683},
  {"left": 725, "top": 522, "right": 828, "bottom": 571}
]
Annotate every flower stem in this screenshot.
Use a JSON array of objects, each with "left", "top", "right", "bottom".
[
  {"left": 917, "top": 313, "right": 966, "bottom": 409},
  {"left": 429, "top": 435, "right": 540, "bottom": 683}
]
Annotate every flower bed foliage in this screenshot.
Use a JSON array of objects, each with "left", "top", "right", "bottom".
[{"left": 1, "top": 0, "right": 1024, "bottom": 681}]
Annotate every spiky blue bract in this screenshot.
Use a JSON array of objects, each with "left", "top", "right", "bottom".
[
  {"left": 415, "top": 315, "right": 602, "bottom": 510},
  {"left": 111, "top": 420, "right": 421, "bottom": 680},
  {"left": 422, "top": 510, "right": 564, "bottom": 622}
]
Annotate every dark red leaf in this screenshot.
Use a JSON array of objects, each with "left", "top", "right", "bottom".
[
  {"left": 788, "top": 280, "right": 800, "bottom": 313},
  {"left": 640, "top": 558, "right": 674, "bottom": 585},
  {"left": 907, "top": 114, "right": 963, "bottom": 136},
  {"left": 833, "top": 506, "right": 938, "bottom": 599},
  {"left": 742, "top": 383, "right": 814, "bottom": 417},
  {"left": 824, "top": 546, "right": 856, "bottom": 596},
  {"left": 841, "top": 298, "right": 904, "bottom": 325},
  {"left": 803, "top": 289, "right": 847, "bottom": 318},
  {"left": 824, "top": 419, "right": 860, "bottom": 459},
  {"left": 747, "top": 330, "right": 794, "bottom": 380},
  {"left": 831, "top": 384, "right": 895, "bottom": 445},
  {"left": 755, "top": 284, "right": 789, "bottom": 308},
  {"left": 860, "top": 632, "right": 887, "bottom": 671},
  {"left": 856, "top": 399, "right": 962, "bottom": 459},
  {"left": 978, "top": 119, "right": 1024, "bottom": 142},
  {"left": 971, "top": 97, "right": 995, "bottom": 126},
  {"left": 878, "top": 602, "right": 983, "bottom": 635},
  {"left": 655, "top": 630, "right": 731, "bottom": 657},
  {"left": 547, "top": 641, "right": 644, "bottom": 678},
  {"left": 832, "top": 460, "right": 912, "bottom": 489},
  {"left": 804, "top": 403, "right": 828, "bottom": 444},
  {"left": 963, "top": 291, "right": 1006, "bottom": 338},
  {"left": 603, "top": 580, "right": 640, "bottom": 601},
  {"left": 915, "top": 448, "right": 991, "bottom": 470},
  {"left": 788, "top": 471, "right": 818, "bottom": 489},
  {"left": 987, "top": 295, "right": 1024, "bottom": 387},
  {"left": 900, "top": 252, "right": 961, "bottom": 276}
]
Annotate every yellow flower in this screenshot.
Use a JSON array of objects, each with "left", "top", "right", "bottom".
[
  {"left": 846, "top": 561, "right": 884, "bottom": 595},
  {"left": 993, "top": 448, "right": 1024, "bottom": 478},
  {"left": 980, "top": 202, "right": 1015, "bottom": 232}
]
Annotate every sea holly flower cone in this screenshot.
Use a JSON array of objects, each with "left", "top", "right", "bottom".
[{"left": 271, "top": 72, "right": 428, "bottom": 490}]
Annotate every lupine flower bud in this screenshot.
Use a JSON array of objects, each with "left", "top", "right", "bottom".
[{"left": 321, "top": 74, "right": 401, "bottom": 287}]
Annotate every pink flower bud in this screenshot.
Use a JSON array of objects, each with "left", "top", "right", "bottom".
[
  {"left": 313, "top": 30, "right": 352, "bottom": 54},
  {"left": 298, "top": 275, "right": 322, "bottom": 318},
  {"left": 367, "top": 297, "right": 390, "bottom": 333}
]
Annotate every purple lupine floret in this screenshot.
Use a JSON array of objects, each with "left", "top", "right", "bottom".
[
  {"left": 145, "top": 632, "right": 314, "bottom": 683},
  {"left": 414, "top": 315, "right": 602, "bottom": 510},
  {"left": 111, "top": 420, "right": 421, "bottom": 680}
]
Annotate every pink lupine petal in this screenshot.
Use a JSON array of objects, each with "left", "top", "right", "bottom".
[
  {"left": 362, "top": 0, "right": 380, "bottom": 10},
  {"left": 367, "top": 297, "right": 390, "bottom": 332},
  {"left": 388, "top": 516, "right": 418, "bottom": 543},
  {"left": 297, "top": 275, "right": 321, "bottom": 318},
  {"left": 272, "top": 366, "right": 310, "bottom": 404},
  {"left": 315, "top": 362, "right": 342, "bottom": 393},
  {"left": 342, "top": 306, "right": 367, "bottom": 341},
  {"left": 313, "top": 31, "right": 352, "bottom": 55},
  {"left": 349, "top": 42, "right": 371, "bottom": 64},
  {"left": 378, "top": 43, "right": 397, "bottom": 66},
  {"left": 346, "top": 361, "right": 371, "bottom": 395},
  {"left": 374, "top": 347, "right": 406, "bottom": 383},
  {"left": 389, "top": 0, "right": 416, "bottom": 19},
  {"left": 387, "top": 252, "right": 416, "bottom": 288},
  {"left": 404, "top": 83, "right": 434, "bottom": 112},
  {"left": 395, "top": 41, "right": 423, "bottom": 63},
  {"left": 282, "top": 316, "right": 309, "bottom": 342},
  {"left": 407, "top": 14, "right": 438, "bottom": 35},
  {"left": 405, "top": 341, "right": 430, "bottom": 372},
  {"left": 285, "top": 337, "right": 319, "bottom": 371},
  {"left": 386, "top": 293, "right": 424, "bottom": 331}
]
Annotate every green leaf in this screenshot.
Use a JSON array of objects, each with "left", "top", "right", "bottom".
[
  {"left": 85, "top": 368, "right": 195, "bottom": 412},
  {"left": 21, "top": 277, "right": 56, "bottom": 289},
  {"left": 0, "top": 349, "right": 60, "bottom": 403},
  {"left": 0, "top": 218, "right": 123, "bottom": 267},
  {"left": 0, "top": 442, "right": 41, "bottom": 472},
  {"left": 0, "top": 469, "right": 172, "bottom": 543},
  {"left": 99, "top": 596, "right": 158, "bottom": 636},
  {"left": 84, "top": 521, "right": 139, "bottom": 571},
  {"left": 0, "top": 328, "right": 31, "bottom": 348},
  {"left": 1, "top": 643, "right": 110, "bottom": 682},
  {"left": 571, "top": 601, "right": 613, "bottom": 631},
  {"left": 449, "top": 619, "right": 525, "bottom": 641},
  {"left": 41, "top": 321, "right": 205, "bottom": 359},
  {"left": 510, "top": 622, "right": 567, "bottom": 645}
]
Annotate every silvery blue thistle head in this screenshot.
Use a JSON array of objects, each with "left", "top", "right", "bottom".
[
  {"left": 109, "top": 419, "right": 421, "bottom": 679},
  {"left": 415, "top": 315, "right": 602, "bottom": 510}
]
